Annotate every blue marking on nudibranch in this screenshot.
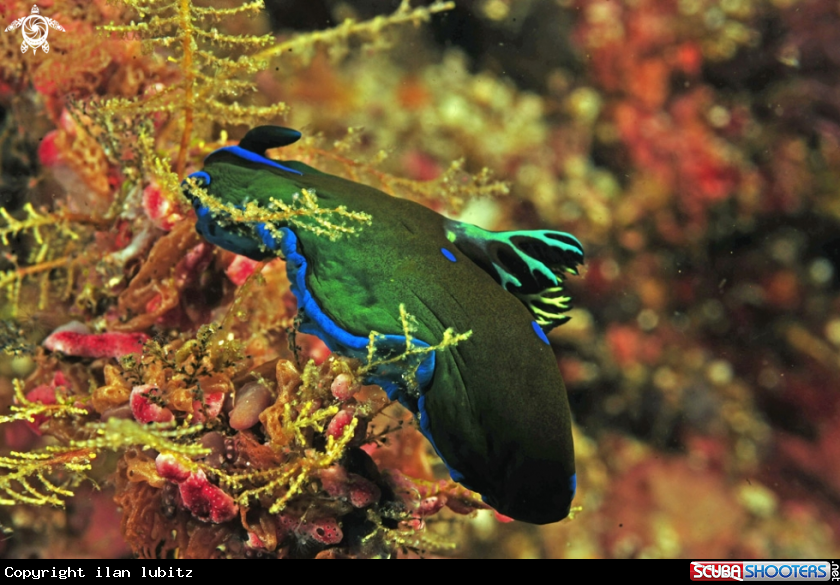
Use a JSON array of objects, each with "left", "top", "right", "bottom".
[
  {"left": 569, "top": 473, "right": 577, "bottom": 498},
  {"left": 210, "top": 146, "right": 303, "bottom": 176},
  {"left": 440, "top": 248, "right": 457, "bottom": 263},
  {"left": 188, "top": 171, "right": 212, "bottom": 185},
  {"left": 279, "top": 227, "right": 434, "bottom": 387},
  {"left": 279, "top": 227, "right": 469, "bottom": 484},
  {"left": 531, "top": 321, "right": 550, "bottom": 345},
  {"left": 256, "top": 223, "right": 281, "bottom": 251}
]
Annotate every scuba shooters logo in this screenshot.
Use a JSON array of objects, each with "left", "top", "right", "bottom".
[
  {"left": 691, "top": 561, "right": 835, "bottom": 582},
  {"left": 4, "top": 4, "right": 65, "bottom": 54}
]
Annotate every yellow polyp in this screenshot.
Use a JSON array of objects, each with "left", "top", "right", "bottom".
[
  {"left": 169, "top": 387, "right": 195, "bottom": 413},
  {"left": 565, "top": 505, "right": 584, "bottom": 521},
  {"left": 124, "top": 450, "right": 166, "bottom": 488},
  {"left": 92, "top": 382, "right": 131, "bottom": 414}
]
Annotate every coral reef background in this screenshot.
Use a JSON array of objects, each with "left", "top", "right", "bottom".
[{"left": 0, "top": 0, "right": 839, "bottom": 558}]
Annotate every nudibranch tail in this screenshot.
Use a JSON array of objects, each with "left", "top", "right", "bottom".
[
  {"left": 183, "top": 126, "right": 584, "bottom": 525},
  {"left": 444, "top": 219, "right": 584, "bottom": 331}
]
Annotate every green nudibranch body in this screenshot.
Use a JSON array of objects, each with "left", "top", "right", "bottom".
[{"left": 183, "top": 126, "right": 584, "bottom": 524}]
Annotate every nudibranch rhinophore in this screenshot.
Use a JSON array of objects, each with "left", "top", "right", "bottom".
[{"left": 183, "top": 126, "right": 584, "bottom": 524}]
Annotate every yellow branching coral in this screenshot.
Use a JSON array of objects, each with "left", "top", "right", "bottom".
[
  {"left": 209, "top": 304, "right": 472, "bottom": 518},
  {"left": 0, "top": 204, "right": 104, "bottom": 317},
  {"left": 213, "top": 357, "right": 357, "bottom": 514},
  {"left": 361, "top": 303, "right": 473, "bottom": 392},
  {"left": 0, "top": 419, "right": 208, "bottom": 507},
  {"left": 100, "top": 0, "right": 285, "bottom": 177},
  {"left": 0, "top": 204, "right": 79, "bottom": 251},
  {"left": 97, "top": 0, "right": 457, "bottom": 181},
  {"left": 361, "top": 507, "right": 458, "bottom": 558},
  {"left": 256, "top": 0, "right": 455, "bottom": 65},
  {"left": 82, "top": 419, "right": 209, "bottom": 458},
  {"left": 0, "top": 379, "right": 88, "bottom": 426},
  {"left": 185, "top": 177, "right": 372, "bottom": 242},
  {"left": 0, "top": 449, "right": 91, "bottom": 507},
  {"left": 217, "top": 414, "right": 358, "bottom": 514},
  {"left": 299, "top": 129, "right": 511, "bottom": 214}
]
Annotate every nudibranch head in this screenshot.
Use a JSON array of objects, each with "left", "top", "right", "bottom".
[{"left": 183, "top": 126, "right": 583, "bottom": 524}]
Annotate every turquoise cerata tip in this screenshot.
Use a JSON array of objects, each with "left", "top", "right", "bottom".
[{"left": 183, "top": 126, "right": 584, "bottom": 524}]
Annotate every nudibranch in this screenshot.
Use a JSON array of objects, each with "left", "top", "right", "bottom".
[{"left": 182, "top": 126, "right": 584, "bottom": 524}]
